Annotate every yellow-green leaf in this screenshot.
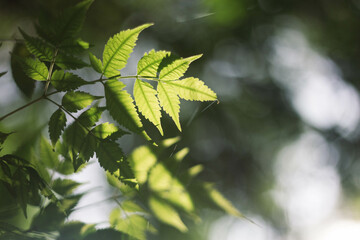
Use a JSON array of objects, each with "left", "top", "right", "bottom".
[
  {"left": 159, "top": 54, "right": 202, "bottom": 81},
  {"left": 167, "top": 77, "right": 217, "bottom": 101},
  {"left": 62, "top": 91, "right": 102, "bottom": 112},
  {"left": 19, "top": 57, "right": 49, "bottom": 81},
  {"left": 134, "top": 79, "right": 163, "bottom": 135},
  {"left": 157, "top": 81, "right": 181, "bottom": 131},
  {"left": 102, "top": 23, "right": 153, "bottom": 78},
  {"left": 137, "top": 50, "right": 170, "bottom": 77}
]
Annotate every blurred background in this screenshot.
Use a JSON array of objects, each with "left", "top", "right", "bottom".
[{"left": 1, "top": 0, "right": 360, "bottom": 239}]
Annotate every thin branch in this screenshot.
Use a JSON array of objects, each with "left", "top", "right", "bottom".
[{"left": 0, "top": 91, "right": 59, "bottom": 122}]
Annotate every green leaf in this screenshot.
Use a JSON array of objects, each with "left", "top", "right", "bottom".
[
  {"left": 51, "top": 70, "right": 87, "bottom": 91},
  {"left": 10, "top": 43, "right": 35, "bottom": 98},
  {"left": 77, "top": 107, "right": 105, "bottom": 128},
  {"left": 159, "top": 54, "right": 202, "bottom": 81},
  {"left": 62, "top": 91, "right": 102, "bottom": 112},
  {"left": 91, "top": 122, "right": 118, "bottom": 139},
  {"left": 0, "top": 72, "right": 6, "bottom": 78},
  {"left": 39, "top": 136, "right": 59, "bottom": 169},
  {"left": 52, "top": 179, "right": 81, "bottom": 196},
  {"left": 202, "top": 183, "right": 242, "bottom": 217},
  {"left": 37, "top": 0, "right": 93, "bottom": 45},
  {"left": 110, "top": 208, "right": 149, "bottom": 240},
  {"left": 89, "top": 52, "right": 103, "bottom": 73},
  {"left": 148, "top": 196, "right": 187, "bottom": 232},
  {"left": 96, "top": 141, "right": 125, "bottom": 173},
  {"left": 59, "top": 38, "right": 90, "bottom": 54},
  {"left": 157, "top": 81, "right": 181, "bottom": 131},
  {"left": 102, "top": 23, "right": 153, "bottom": 78},
  {"left": 167, "top": 77, "right": 217, "bottom": 101},
  {"left": 48, "top": 108, "right": 67, "bottom": 146},
  {"left": 19, "top": 57, "right": 48, "bottom": 81},
  {"left": 148, "top": 163, "right": 194, "bottom": 213},
  {"left": 19, "top": 28, "right": 53, "bottom": 61},
  {"left": 128, "top": 146, "right": 157, "bottom": 184},
  {"left": 104, "top": 79, "right": 150, "bottom": 140},
  {"left": 134, "top": 79, "right": 163, "bottom": 135},
  {"left": 55, "top": 53, "right": 89, "bottom": 70},
  {"left": 78, "top": 133, "right": 97, "bottom": 161},
  {"left": 137, "top": 50, "right": 170, "bottom": 77}
]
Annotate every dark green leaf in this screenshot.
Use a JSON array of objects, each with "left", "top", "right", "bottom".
[
  {"left": 19, "top": 28, "right": 53, "bottom": 61},
  {"left": 48, "top": 108, "right": 67, "bottom": 146},
  {"left": 62, "top": 91, "right": 102, "bottom": 112},
  {"left": 96, "top": 141, "right": 124, "bottom": 173},
  {"left": 56, "top": 53, "right": 90, "bottom": 70},
  {"left": 10, "top": 43, "right": 36, "bottom": 98},
  {"left": 52, "top": 178, "right": 81, "bottom": 196},
  {"left": 51, "top": 70, "right": 87, "bottom": 91}
]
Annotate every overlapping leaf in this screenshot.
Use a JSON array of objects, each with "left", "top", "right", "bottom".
[
  {"left": 102, "top": 24, "right": 153, "bottom": 78},
  {"left": 159, "top": 54, "right": 201, "bottom": 81},
  {"left": 137, "top": 50, "right": 170, "bottom": 77},
  {"left": 89, "top": 52, "right": 103, "bottom": 73},
  {"left": 104, "top": 79, "right": 149, "bottom": 140},
  {"left": 19, "top": 57, "right": 48, "bottom": 81},
  {"left": 51, "top": 70, "right": 87, "bottom": 91}
]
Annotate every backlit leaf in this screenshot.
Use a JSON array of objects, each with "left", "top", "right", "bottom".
[
  {"left": 167, "top": 77, "right": 217, "bottom": 101},
  {"left": 19, "top": 57, "right": 48, "bottom": 81},
  {"left": 104, "top": 79, "right": 150, "bottom": 140},
  {"left": 134, "top": 79, "right": 163, "bottom": 135},
  {"left": 157, "top": 81, "right": 181, "bottom": 131},
  {"left": 159, "top": 54, "right": 202, "bottom": 81},
  {"left": 96, "top": 141, "right": 124, "bottom": 173},
  {"left": 137, "top": 50, "right": 170, "bottom": 77},
  {"left": 89, "top": 52, "right": 103, "bottom": 73},
  {"left": 102, "top": 24, "right": 153, "bottom": 78}
]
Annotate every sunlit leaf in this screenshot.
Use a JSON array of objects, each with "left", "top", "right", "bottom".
[
  {"left": 104, "top": 79, "right": 150, "bottom": 140},
  {"left": 89, "top": 52, "right": 103, "bottom": 73},
  {"left": 19, "top": 28, "right": 53, "bottom": 61},
  {"left": 102, "top": 24, "right": 153, "bottom": 78},
  {"left": 134, "top": 79, "right": 163, "bottom": 135},
  {"left": 148, "top": 196, "right": 187, "bottom": 232},
  {"left": 159, "top": 54, "right": 202, "bottom": 81},
  {"left": 157, "top": 81, "right": 181, "bottom": 131},
  {"left": 91, "top": 122, "right": 118, "bottom": 139},
  {"left": 18, "top": 57, "right": 48, "bottom": 81},
  {"left": 128, "top": 145, "right": 157, "bottom": 184},
  {"left": 167, "top": 77, "right": 217, "bottom": 101},
  {"left": 137, "top": 50, "right": 170, "bottom": 77}
]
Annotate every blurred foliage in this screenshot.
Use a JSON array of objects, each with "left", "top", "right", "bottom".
[{"left": 1, "top": 0, "right": 360, "bottom": 239}]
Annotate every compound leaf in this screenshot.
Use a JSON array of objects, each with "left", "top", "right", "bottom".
[
  {"left": 96, "top": 141, "right": 124, "bottom": 173},
  {"left": 19, "top": 28, "right": 53, "bottom": 61},
  {"left": 102, "top": 23, "right": 153, "bottom": 78}
]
